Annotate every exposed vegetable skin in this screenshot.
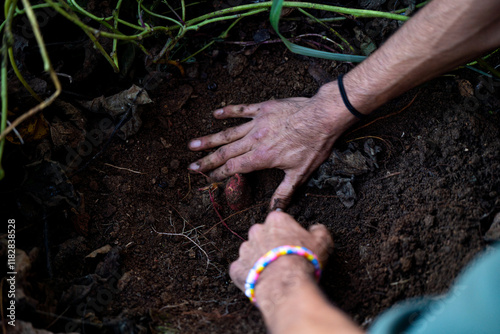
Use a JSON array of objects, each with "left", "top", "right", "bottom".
[{"left": 224, "top": 173, "right": 252, "bottom": 211}]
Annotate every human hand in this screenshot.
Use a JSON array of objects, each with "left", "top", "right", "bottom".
[
  {"left": 229, "top": 211, "right": 334, "bottom": 292},
  {"left": 188, "top": 82, "right": 358, "bottom": 209}
]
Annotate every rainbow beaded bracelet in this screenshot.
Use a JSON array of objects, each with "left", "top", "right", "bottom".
[{"left": 244, "top": 245, "right": 322, "bottom": 304}]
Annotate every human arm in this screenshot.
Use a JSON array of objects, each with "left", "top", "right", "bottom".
[
  {"left": 229, "top": 211, "right": 364, "bottom": 334},
  {"left": 189, "top": 0, "right": 500, "bottom": 209}
]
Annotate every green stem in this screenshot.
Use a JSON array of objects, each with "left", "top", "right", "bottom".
[
  {"left": 182, "top": 13, "right": 247, "bottom": 63},
  {"left": 180, "top": 0, "right": 186, "bottom": 22},
  {"left": 1, "top": 44, "right": 7, "bottom": 180},
  {"left": 0, "top": 0, "right": 62, "bottom": 145},
  {"left": 140, "top": 1, "right": 183, "bottom": 28},
  {"left": 8, "top": 47, "right": 43, "bottom": 101},
  {"left": 84, "top": 28, "right": 119, "bottom": 72},
  {"left": 15, "top": 2, "right": 57, "bottom": 14},
  {"left": 112, "top": 0, "right": 124, "bottom": 71},
  {"left": 477, "top": 58, "right": 500, "bottom": 79},
  {"left": 185, "top": 8, "right": 267, "bottom": 31},
  {"left": 467, "top": 48, "right": 499, "bottom": 66},
  {"left": 186, "top": 1, "right": 409, "bottom": 27},
  {"left": 67, "top": 0, "right": 115, "bottom": 31},
  {"left": 5, "top": 0, "right": 42, "bottom": 101},
  {"left": 1, "top": 0, "right": 17, "bottom": 180},
  {"left": 46, "top": 0, "right": 164, "bottom": 40},
  {"left": 67, "top": 0, "right": 113, "bottom": 23},
  {"left": 117, "top": 17, "right": 145, "bottom": 31},
  {"left": 181, "top": 40, "right": 214, "bottom": 63}
]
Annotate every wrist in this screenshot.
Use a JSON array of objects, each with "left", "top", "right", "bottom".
[
  {"left": 313, "top": 81, "right": 360, "bottom": 137},
  {"left": 254, "top": 255, "right": 315, "bottom": 304},
  {"left": 254, "top": 256, "right": 364, "bottom": 334},
  {"left": 254, "top": 256, "right": 317, "bottom": 330}
]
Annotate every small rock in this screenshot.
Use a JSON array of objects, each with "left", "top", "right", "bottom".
[
  {"left": 169, "top": 177, "right": 177, "bottom": 188},
  {"left": 118, "top": 271, "right": 133, "bottom": 291},
  {"left": 160, "top": 137, "right": 171, "bottom": 149},
  {"left": 456, "top": 78, "right": 474, "bottom": 97},
  {"left": 424, "top": 215, "right": 435, "bottom": 227},
  {"left": 161, "top": 167, "right": 169, "bottom": 174},
  {"left": 226, "top": 53, "right": 248, "bottom": 77},
  {"left": 400, "top": 256, "right": 413, "bottom": 272},
  {"left": 253, "top": 28, "right": 270, "bottom": 43},
  {"left": 85, "top": 244, "right": 112, "bottom": 259},
  {"left": 186, "top": 64, "right": 199, "bottom": 79}
]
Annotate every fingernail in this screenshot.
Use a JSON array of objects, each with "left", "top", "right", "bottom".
[
  {"left": 189, "top": 162, "right": 200, "bottom": 170},
  {"left": 275, "top": 208, "right": 283, "bottom": 212},
  {"left": 189, "top": 140, "right": 201, "bottom": 148},
  {"left": 214, "top": 109, "right": 223, "bottom": 116}
]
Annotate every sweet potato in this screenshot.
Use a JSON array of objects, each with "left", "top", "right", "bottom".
[{"left": 224, "top": 173, "right": 252, "bottom": 211}]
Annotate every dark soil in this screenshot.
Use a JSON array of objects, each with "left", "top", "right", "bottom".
[{"left": 2, "top": 3, "right": 500, "bottom": 334}]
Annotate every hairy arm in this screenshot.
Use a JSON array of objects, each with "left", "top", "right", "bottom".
[
  {"left": 189, "top": 0, "right": 500, "bottom": 209},
  {"left": 230, "top": 212, "right": 363, "bottom": 334},
  {"left": 341, "top": 0, "right": 500, "bottom": 116}
]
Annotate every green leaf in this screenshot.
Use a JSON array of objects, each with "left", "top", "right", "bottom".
[{"left": 270, "top": 0, "right": 366, "bottom": 62}]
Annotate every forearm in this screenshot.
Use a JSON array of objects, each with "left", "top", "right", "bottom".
[
  {"left": 255, "top": 257, "right": 364, "bottom": 334},
  {"left": 339, "top": 0, "right": 500, "bottom": 114}
]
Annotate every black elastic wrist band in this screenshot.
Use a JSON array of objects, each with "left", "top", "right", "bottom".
[{"left": 338, "top": 74, "right": 366, "bottom": 120}]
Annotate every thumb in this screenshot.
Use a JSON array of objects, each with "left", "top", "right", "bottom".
[
  {"left": 308, "top": 224, "right": 334, "bottom": 263},
  {"left": 269, "top": 172, "right": 300, "bottom": 210}
]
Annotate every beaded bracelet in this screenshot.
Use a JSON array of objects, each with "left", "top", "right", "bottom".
[{"left": 244, "top": 245, "right": 322, "bottom": 304}]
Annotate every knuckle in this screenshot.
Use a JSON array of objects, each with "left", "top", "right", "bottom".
[
  {"left": 223, "top": 127, "right": 237, "bottom": 142},
  {"left": 224, "top": 158, "right": 236, "bottom": 174},
  {"left": 248, "top": 223, "right": 262, "bottom": 238},
  {"left": 238, "top": 241, "right": 251, "bottom": 257},
  {"left": 215, "top": 146, "right": 227, "bottom": 161}
]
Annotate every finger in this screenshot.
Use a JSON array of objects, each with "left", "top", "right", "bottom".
[
  {"left": 248, "top": 223, "right": 263, "bottom": 240},
  {"left": 209, "top": 151, "right": 266, "bottom": 181},
  {"left": 188, "top": 121, "right": 253, "bottom": 151},
  {"left": 214, "top": 103, "right": 263, "bottom": 119},
  {"left": 189, "top": 139, "right": 253, "bottom": 173},
  {"left": 229, "top": 261, "right": 247, "bottom": 291},
  {"left": 308, "top": 224, "right": 334, "bottom": 262},
  {"left": 269, "top": 172, "right": 302, "bottom": 210},
  {"left": 239, "top": 241, "right": 253, "bottom": 258}
]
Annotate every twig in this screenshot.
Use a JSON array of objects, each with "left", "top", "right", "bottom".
[
  {"left": 305, "top": 193, "right": 338, "bottom": 198},
  {"left": 207, "top": 188, "right": 245, "bottom": 241},
  {"left": 190, "top": 169, "right": 246, "bottom": 241},
  {"left": 103, "top": 163, "right": 144, "bottom": 174},
  {"left": 6, "top": 120, "right": 24, "bottom": 144},
  {"left": 375, "top": 172, "right": 401, "bottom": 181},
  {"left": 203, "top": 202, "right": 266, "bottom": 236},
  {"left": 160, "top": 301, "right": 189, "bottom": 310},
  {"left": 152, "top": 216, "right": 210, "bottom": 268}
]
